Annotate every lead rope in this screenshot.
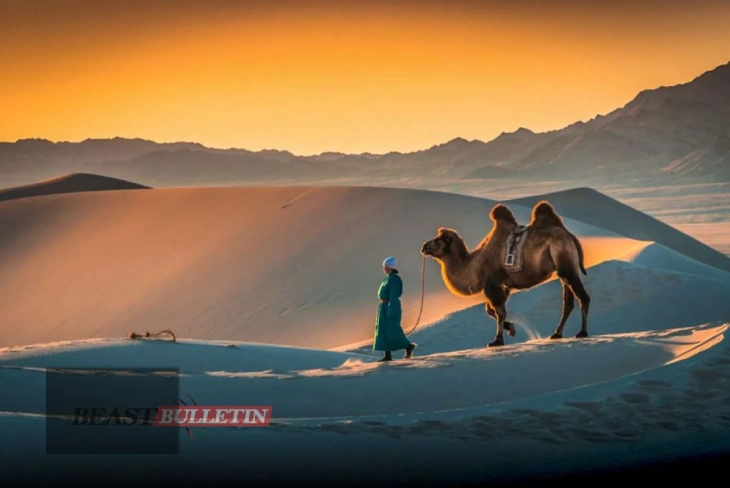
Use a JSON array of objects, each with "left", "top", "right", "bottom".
[
  {"left": 405, "top": 254, "right": 427, "bottom": 336},
  {"left": 128, "top": 329, "right": 177, "bottom": 342}
]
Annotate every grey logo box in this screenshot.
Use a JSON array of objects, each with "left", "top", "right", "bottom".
[{"left": 45, "top": 367, "right": 180, "bottom": 455}]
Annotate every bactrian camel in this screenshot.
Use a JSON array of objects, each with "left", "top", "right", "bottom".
[{"left": 420, "top": 200, "right": 590, "bottom": 347}]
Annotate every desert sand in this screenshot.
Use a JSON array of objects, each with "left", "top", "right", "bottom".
[
  {"left": 3, "top": 181, "right": 727, "bottom": 349},
  {"left": 1, "top": 177, "right": 730, "bottom": 486}
]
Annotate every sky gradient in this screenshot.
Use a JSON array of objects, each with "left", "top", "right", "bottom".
[{"left": 2, "top": 0, "right": 729, "bottom": 155}]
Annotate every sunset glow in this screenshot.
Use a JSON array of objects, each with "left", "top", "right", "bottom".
[{"left": 2, "top": 0, "right": 729, "bottom": 154}]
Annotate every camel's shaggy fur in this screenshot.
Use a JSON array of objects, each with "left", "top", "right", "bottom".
[{"left": 421, "top": 200, "right": 590, "bottom": 346}]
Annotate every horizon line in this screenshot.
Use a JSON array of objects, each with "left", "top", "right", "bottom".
[
  {"left": 4, "top": 59, "right": 727, "bottom": 157},
  {"left": 0, "top": 123, "right": 557, "bottom": 158}
]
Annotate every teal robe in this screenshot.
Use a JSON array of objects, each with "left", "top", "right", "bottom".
[{"left": 373, "top": 271, "right": 411, "bottom": 352}]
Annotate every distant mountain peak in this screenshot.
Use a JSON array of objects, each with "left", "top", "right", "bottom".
[
  {"left": 429, "top": 137, "right": 485, "bottom": 150},
  {"left": 443, "top": 137, "right": 471, "bottom": 146},
  {"left": 257, "top": 148, "right": 295, "bottom": 156},
  {"left": 693, "top": 59, "right": 730, "bottom": 80},
  {"left": 493, "top": 127, "right": 536, "bottom": 140}
]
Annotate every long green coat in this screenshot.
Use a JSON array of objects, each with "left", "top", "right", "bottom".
[{"left": 373, "top": 271, "right": 411, "bottom": 352}]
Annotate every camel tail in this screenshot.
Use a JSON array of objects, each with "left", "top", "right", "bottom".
[{"left": 569, "top": 231, "right": 587, "bottom": 275}]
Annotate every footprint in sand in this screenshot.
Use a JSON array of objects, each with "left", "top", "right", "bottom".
[
  {"left": 509, "top": 408, "right": 546, "bottom": 417},
  {"left": 318, "top": 423, "right": 352, "bottom": 435},
  {"left": 637, "top": 380, "right": 671, "bottom": 388},
  {"left": 533, "top": 436, "right": 563, "bottom": 445},
  {"left": 707, "top": 357, "right": 730, "bottom": 366},
  {"left": 582, "top": 432, "right": 614, "bottom": 444},
  {"left": 412, "top": 419, "right": 446, "bottom": 427},
  {"left": 595, "top": 418, "right": 625, "bottom": 430},
  {"left": 409, "top": 419, "right": 447, "bottom": 435},
  {"left": 471, "top": 415, "right": 501, "bottom": 425},
  {"left": 369, "top": 425, "right": 403, "bottom": 438},
  {"left": 656, "top": 420, "right": 682, "bottom": 431},
  {"left": 656, "top": 394, "right": 679, "bottom": 405},
  {"left": 610, "top": 430, "right": 642, "bottom": 442},
  {"left": 618, "top": 393, "right": 651, "bottom": 404},
  {"left": 564, "top": 401, "right": 603, "bottom": 413},
  {"left": 685, "top": 388, "right": 721, "bottom": 400},
  {"left": 690, "top": 368, "right": 725, "bottom": 382},
  {"left": 451, "top": 434, "right": 478, "bottom": 442},
  {"left": 510, "top": 409, "right": 567, "bottom": 424},
  {"left": 468, "top": 426, "right": 497, "bottom": 440}
]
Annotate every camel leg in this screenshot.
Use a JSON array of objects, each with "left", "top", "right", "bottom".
[
  {"left": 486, "top": 303, "right": 515, "bottom": 337},
  {"left": 566, "top": 275, "right": 591, "bottom": 338},
  {"left": 553, "top": 249, "right": 591, "bottom": 339},
  {"left": 550, "top": 281, "right": 574, "bottom": 339},
  {"left": 484, "top": 284, "right": 509, "bottom": 347}
]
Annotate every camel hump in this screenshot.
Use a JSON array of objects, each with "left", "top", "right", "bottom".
[
  {"left": 490, "top": 204, "right": 518, "bottom": 224},
  {"left": 530, "top": 200, "right": 563, "bottom": 228}
]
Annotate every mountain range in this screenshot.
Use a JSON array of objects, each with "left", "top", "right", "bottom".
[{"left": 2, "top": 60, "right": 729, "bottom": 186}]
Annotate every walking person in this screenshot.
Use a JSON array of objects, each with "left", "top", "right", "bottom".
[{"left": 373, "top": 256, "right": 416, "bottom": 362}]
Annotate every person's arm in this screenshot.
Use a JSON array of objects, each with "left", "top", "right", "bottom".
[{"left": 387, "top": 275, "right": 402, "bottom": 317}]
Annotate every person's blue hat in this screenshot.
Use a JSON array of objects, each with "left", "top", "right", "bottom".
[{"left": 383, "top": 256, "right": 397, "bottom": 268}]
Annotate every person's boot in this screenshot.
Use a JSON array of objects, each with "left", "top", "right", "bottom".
[
  {"left": 378, "top": 351, "right": 392, "bottom": 362},
  {"left": 404, "top": 343, "right": 416, "bottom": 359}
]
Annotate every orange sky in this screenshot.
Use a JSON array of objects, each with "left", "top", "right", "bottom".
[{"left": 1, "top": 0, "right": 729, "bottom": 155}]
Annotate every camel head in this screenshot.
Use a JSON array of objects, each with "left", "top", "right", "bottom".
[{"left": 421, "top": 227, "right": 461, "bottom": 259}]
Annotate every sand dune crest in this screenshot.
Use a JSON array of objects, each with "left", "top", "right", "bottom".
[{"left": 0, "top": 172, "right": 149, "bottom": 202}]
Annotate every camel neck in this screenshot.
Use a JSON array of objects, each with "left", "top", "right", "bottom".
[{"left": 439, "top": 251, "right": 483, "bottom": 296}]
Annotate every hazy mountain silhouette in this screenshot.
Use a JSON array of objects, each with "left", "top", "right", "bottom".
[
  {"left": 458, "top": 60, "right": 730, "bottom": 179},
  {"left": 2, "top": 61, "right": 728, "bottom": 186}
]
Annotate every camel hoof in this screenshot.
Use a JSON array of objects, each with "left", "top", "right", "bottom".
[
  {"left": 575, "top": 331, "right": 589, "bottom": 339},
  {"left": 488, "top": 337, "right": 505, "bottom": 347},
  {"left": 505, "top": 322, "right": 516, "bottom": 337},
  {"left": 549, "top": 333, "right": 563, "bottom": 340}
]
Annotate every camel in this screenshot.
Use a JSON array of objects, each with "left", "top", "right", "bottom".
[{"left": 420, "top": 200, "right": 590, "bottom": 347}]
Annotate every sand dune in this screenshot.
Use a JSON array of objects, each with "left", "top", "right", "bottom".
[
  {"left": 618, "top": 241, "right": 730, "bottom": 282},
  {"left": 1, "top": 323, "right": 725, "bottom": 420},
  {"left": 2, "top": 182, "right": 730, "bottom": 486},
  {"left": 0, "top": 184, "right": 671, "bottom": 349},
  {"left": 2, "top": 317, "right": 729, "bottom": 485},
  {"left": 0, "top": 172, "right": 149, "bottom": 202},
  {"left": 506, "top": 187, "right": 730, "bottom": 272}
]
